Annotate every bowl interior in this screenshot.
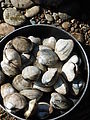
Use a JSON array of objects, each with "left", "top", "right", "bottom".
[{"left": 0, "top": 25, "right": 89, "bottom": 120}]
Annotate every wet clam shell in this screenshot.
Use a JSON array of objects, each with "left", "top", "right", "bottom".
[
  {"left": 43, "top": 37, "right": 56, "bottom": 49},
  {"left": 12, "top": 36, "right": 33, "bottom": 53},
  {"left": 12, "top": 74, "right": 33, "bottom": 91},
  {"left": 37, "top": 102, "right": 53, "bottom": 119},
  {"left": 54, "top": 75, "right": 68, "bottom": 95},
  {"left": 37, "top": 49, "right": 59, "bottom": 66},
  {"left": 42, "top": 68, "right": 58, "bottom": 87},
  {"left": 22, "top": 66, "right": 41, "bottom": 81},
  {"left": 55, "top": 39, "right": 74, "bottom": 61},
  {"left": 0, "top": 70, "right": 5, "bottom": 85},
  {"left": 3, "top": 93, "right": 27, "bottom": 110},
  {"left": 50, "top": 92, "right": 71, "bottom": 110},
  {"left": 33, "top": 79, "right": 53, "bottom": 92},
  {"left": 1, "top": 61, "right": 18, "bottom": 77},
  {"left": 1, "top": 83, "right": 16, "bottom": 98},
  {"left": 24, "top": 99, "right": 37, "bottom": 119},
  {"left": 20, "top": 89, "right": 43, "bottom": 101},
  {"left": 28, "top": 36, "right": 41, "bottom": 45}
]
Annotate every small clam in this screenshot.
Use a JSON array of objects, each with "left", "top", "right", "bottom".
[
  {"left": 50, "top": 92, "right": 71, "bottom": 110},
  {"left": 68, "top": 55, "right": 79, "bottom": 64},
  {"left": 3, "top": 93, "right": 27, "bottom": 110},
  {"left": 54, "top": 75, "right": 68, "bottom": 95},
  {"left": 72, "top": 76, "right": 85, "bottom": 96},
  {"left": 34, "top": 60, "right": 47, "bottom": 73},
  {"left": 43, "top": 37, "right": 56, "bottom": 49},
  {"left": 39, "top": 45, "right": 52, "bottom": 51},
  {"left": 12, "top": 74, "right": 33, "bottom": 91},
  {"left": 55, "top": 39, "right": 74, "bottom": 61},
  {"left": 1, "top": 83, "right": 16, "bottom": 98},
  {"left": 22, "top": 66, "right": 41, "bottom": 81},
  {"left": 37, "top": 102, "right": 53, "bottom": 119},
  {"left": 4, "top": 48, "right": 21, "bottom": 68},
  {"left": 12, "top": 36, "right": 33, "bottom": 53},
  {"left": 62, "top": 62, "right": 78, "bottom": 82},
  {"left": 1, "top": 61, "right": 18, "bottom": 77},
  {"left": 37, "top": 49, "right": 59, "bottom": 66},
  {"left": 28, "top": 36, "right": 41, "bottom": 45},
  {"left": 20, "top": 89, "right": 43, "bottom": 101},
  {"left": 33, "top": 79, "right": 53, "bottom": 92},
  {"left": 0, "top": 70, "right": 5, "bottom": 85},
  {"left": 42, "top": 68, "right": 58, "bottom": 87},
  {"left": 24, "top": 99, "right": 37, "bottom": 119}
]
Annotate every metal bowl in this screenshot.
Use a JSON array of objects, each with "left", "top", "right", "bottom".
[{"left": 0, "top": 24, "right": 89, "bottom": 120}]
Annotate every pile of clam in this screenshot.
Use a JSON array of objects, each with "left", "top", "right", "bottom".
[{"left": 0, "top": 36, "right": 85, "bottom": 119}]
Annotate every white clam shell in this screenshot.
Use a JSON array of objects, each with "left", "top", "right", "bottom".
[{"left": 28, "top": 36, "right": 41, "bottom": 45}]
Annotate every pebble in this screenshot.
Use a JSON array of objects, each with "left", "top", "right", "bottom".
[
  {"left": 10, "top": 0, "right": 34, "bottom": 9},
  {"left": 3, "top": 8, "right": 26, "bottom": 26},
  {"left": 25, "top": 6, "right": 40, "bottom": 18},
  {"left": 58, "top": 12, "right": 71, "bottom": 21},
  {"left": 0, "top": 23, "right": 15, "bottom": 36},
  {"left": 62, "top": 22, "right": 71, "bottom": 30},
  {"left": 72, "top": 32, "right": 84, "bottom": 43},
  {"left": 45, "top": 14, "right": 53, "bottom": 22}
]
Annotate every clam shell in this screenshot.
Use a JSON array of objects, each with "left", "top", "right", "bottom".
[
  {"left": 3, "top": 93, "right": 27, "bottom": 110},
  {"left": 0, "top": 70, "right": 5, "bottom": 85},
  {"left": 43, "top": 37, "right": 56, "bottom": 49},
  {"left": 24, "top": 99, "right": 37, "bottom": 119},
  {"left": 20, "top": 89, "right": 43, "bottom": 101},
  {"left": 12, "top": 74, "right": 33, "bottom": 91},
  {"left": 28, "top": 36, "right": 41, "bottom": 45},
  {"left": 50, "top": 92, "right": 71, "bottom": 110},
  {"left": 68, "top": 55, "right": 79, "bottom": 64},
  {"left": 37, "top": 49, "right": 59, "bottom": 66},
  {"left": 22, "top": 66, "right": 41, "bottom": 81},
  {"left": 42, "top": 68, "right": 58, "bottom": 87},
  {"left": 12, "top": 36, "right": 33, "bottom": 53},
  {"left": 1, "top": 83, "right": 16, "bottom": 98},
  {"left": 55, "top": 39, "right": 74, "bottom": 61},
  {"left": 33, "top": 79, "right": 53, "bottom": 92},
  {"left": 54, "top": 75, "right": 68, "bottom": 95},
  {"left": 37, "top": 102, "right": 53, "bottom": 119},
  {"left": 1, "top": 61, "right": 18, "bottom": 77}
]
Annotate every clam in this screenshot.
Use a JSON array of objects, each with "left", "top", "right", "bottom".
[
  {"left": 3, "top": 93, "right": 27, "bottom": 111},
  {"left": 28, "top": 36, "right": 41, "bottom": 45},
  {"left": 54, "top": 75, "right": 68, "bottom": 95},
  {"left": 50, "top": 92, "right": 71, "bottom": 110},
  {"left": 33, "top": 79, "right": 53, "bottom": 92},
  {"left": 1, "top": 83, "right": 16, "bottom": 98},
  {"left": 43, "top": 37, "right": 56, "bottom": 49},
  {"left": 55, "top": 39, "right": 74, "bottom": 61},
  {"left": 39, "top": 45, "right": 52, "bottom": 51},
  {"left": 68, "top": 55, "right": 79, "bottom": 64},
  {"left": 0, "top": 70, "right": 5, "bottom": 85},
  {"left": 62, "top": 62, "right": 78, "bottom": 82},
  {"left": 22, "top": 66, "right": 41, "bottom": 81},
  {"left": 24, "top": 99, "right": 37, "bottom": 119},
  {"left": 34, "top": 60, "right": 47, "bottom": 73},
  {"left": 1, "top": 61, "right": 18, "bottom": 77},
  {"left": 12, "top": 74, "right": 33, "bottom": 91},
  {"left": 4, "top": 40, "right": 13, "bottom": 50},
  {"left": 42, "top": 68, "right": 58, "bottom": 87},
  {"left": 37, "top": 102, "right": 53, "bottom": 119},
  {"left": 12, "top": 36, "right": 33, "bottom": 53},
  {"left": 4, "top": 48, "right": 21, "bottom": 68},
  {"left": 20, "top": 89, "right": 43, "bottom": 101},
  {"left": 72, "top": 76, "right": 85, "bottom": 96},
  {"left": 37, "top": 49, "right": 59, "bottom": 66}
]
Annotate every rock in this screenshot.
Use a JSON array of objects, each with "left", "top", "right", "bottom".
[
  {"left": 45, "top": 14, "right": 53, "bottom": 22},
  {"left": 3, "top": 8, "right": 26, "bottom": 26},
  {"left": 58, "top": 12, "right": 71, "bottom": 21},
  {"left": 72, "top": 32, "right": 84, "bottom": 43},
  {"left": 10, "top": 0, "right": 34, "bottom": 9},
  {"left": 62, "top": 22, "right": 71, "bottom": 30},
  {"left": 25, "top": 6, "right": 40, "bottom": 18},
  {"left": 0, "top": 23, "right": 15, "bottom": 36}
]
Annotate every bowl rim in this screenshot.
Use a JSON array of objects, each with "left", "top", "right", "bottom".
[{"left": 0, "top": 24, "right": 89, "bottom": 120}]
